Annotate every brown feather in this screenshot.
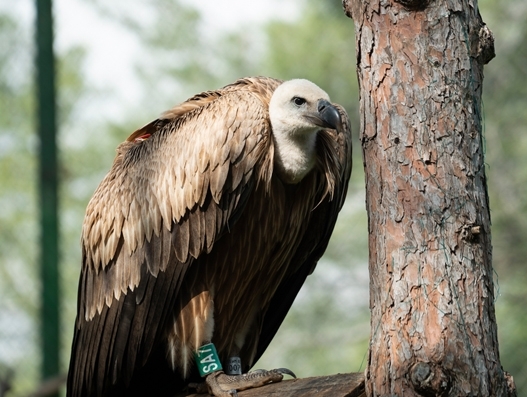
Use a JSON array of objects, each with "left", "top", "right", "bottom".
[{"left": 174, "top": 216, "right": 190, "bottom": 263}]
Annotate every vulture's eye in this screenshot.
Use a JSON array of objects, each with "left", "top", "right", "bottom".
[{"left": 292, "top": 97, "right": 306, "bottom": 106}]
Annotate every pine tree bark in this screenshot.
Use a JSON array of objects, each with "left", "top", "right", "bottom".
[{"left": 342, "top": 0, "right": 516, "bottom": 396}]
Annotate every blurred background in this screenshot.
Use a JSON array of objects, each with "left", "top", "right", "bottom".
[{"left": 0, "top": 0, "right": 525, "bottom": 395}]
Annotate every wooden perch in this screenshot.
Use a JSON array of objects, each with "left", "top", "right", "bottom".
[{"left": 180, "top": 372, "right": 365, "bottom": 397}]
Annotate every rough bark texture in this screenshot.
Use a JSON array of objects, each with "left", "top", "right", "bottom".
[{"left": 342, "top": 0, "right": 515, "bottom": 396}]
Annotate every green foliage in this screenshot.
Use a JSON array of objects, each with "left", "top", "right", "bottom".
[
  {"left": 0, "top": 12, "right": 39, "bottom": 395},
  {"left": 0, "top": 7, "right": 118, "bottom": 394}
]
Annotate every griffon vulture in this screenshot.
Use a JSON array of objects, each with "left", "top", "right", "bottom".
[{"left": 67, "top": 77, "right": 352, "bottom": 397}]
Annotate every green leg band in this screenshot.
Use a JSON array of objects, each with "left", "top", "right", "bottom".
[{"left": 194, "top": 343, "right": 223, "bottom": 377}]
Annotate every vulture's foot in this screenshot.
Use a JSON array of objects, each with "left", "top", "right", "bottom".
[{"left": 190, "top": 368, "right": 295, "bottom": 396}]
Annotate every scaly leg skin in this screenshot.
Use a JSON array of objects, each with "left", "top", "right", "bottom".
[{"left": 190, "top": 368, "right": 296, "bottom": 396}]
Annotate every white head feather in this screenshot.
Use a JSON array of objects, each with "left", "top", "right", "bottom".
[{"left": 269, "top": 79, "right": 333, "bottom": 184}]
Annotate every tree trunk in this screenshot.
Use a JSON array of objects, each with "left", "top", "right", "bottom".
[{"left": 342, "top": 0, "right": 516, "bottom": 396}]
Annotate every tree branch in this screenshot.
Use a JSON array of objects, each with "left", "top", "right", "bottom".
[{"left": 181, "top": 372, "right": 365, "bottom": 397}]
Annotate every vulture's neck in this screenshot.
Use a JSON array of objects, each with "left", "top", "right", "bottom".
[{"left": 272, "top": 126, "right": 318, "bottom": 184}]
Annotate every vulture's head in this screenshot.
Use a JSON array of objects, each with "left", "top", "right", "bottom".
[{"left": 269, "top": 79, "right": 341, "bottom": 184}]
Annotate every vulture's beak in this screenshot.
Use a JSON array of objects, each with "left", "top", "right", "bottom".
[{"left": 306, "top": 99, "right": 342, "bottom": 131}]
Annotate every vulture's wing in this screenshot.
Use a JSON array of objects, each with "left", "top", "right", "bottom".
[
  {"left": 67, "top": 77, "right": 282, "bottom": 395},
  {"left": 254, "top": 103, "right": 352, "bottom": 364}
]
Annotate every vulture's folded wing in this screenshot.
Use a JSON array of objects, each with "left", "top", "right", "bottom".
[{"left": 67, "top": 77, "right": 282, "bottom": 395}]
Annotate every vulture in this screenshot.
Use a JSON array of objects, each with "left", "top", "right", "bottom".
[{"left": 67, "top": 76, "right": 352, "bottom": 397}]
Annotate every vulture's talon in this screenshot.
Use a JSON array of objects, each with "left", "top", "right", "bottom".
[
  {"left": 203, "top": 368, "right": 291, "bottom": 396},
  {"left": 274, "top": 367, "right": 297, "bottom": 378}
]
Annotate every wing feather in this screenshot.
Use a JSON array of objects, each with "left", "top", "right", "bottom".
[
  {"left": 106, "top": 218, "right": 121, "bottom": 258},
  {"left": 198, "top": 171, "right": 209, "bottom": 207},
  {"left": 210, "top": 161, "right": 230, "bottom": 203},
  {"left": 159, "top": 221, "right": 172, "bottom": 272},
  {"left": 188, "top": 209, "right": 202, "bottom": 260},
  {"left": 144, "top": 230, "right": 161, "bottom": 277},
  {"left": 113, "top": 242, "right": 125, "bottom": 295},
  {"left": 82, "top": 266, "right": 91, "bottom": 319},
  {"left": 174, "top": 213, "right": 190, "bottom": 263},
  {"left": 204, "top": 195, "right": 217, "bottom": 252}
]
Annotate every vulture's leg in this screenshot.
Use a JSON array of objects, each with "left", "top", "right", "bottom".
[{"left": 190, "top": 368, "right": 296, "bottom": 396}]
